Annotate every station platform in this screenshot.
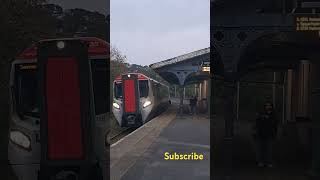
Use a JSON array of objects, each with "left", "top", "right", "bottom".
[
  {"left": 110, "top": 105, "right": 210, "bottom": 180},
  {"left": 213, "top": 116, "right": 311, "bottom": 180}
]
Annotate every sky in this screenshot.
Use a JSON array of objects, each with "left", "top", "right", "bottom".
[
  {"left": 111, "top": 0, "right": 209, "bottom": 65},
  {"left": 48, "top": 0, "right": 209, "bottom": 66}
]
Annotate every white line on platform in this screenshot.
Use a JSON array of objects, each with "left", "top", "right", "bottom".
[{"left": 155, "top": 139, "right": 210, "bottom": 149}]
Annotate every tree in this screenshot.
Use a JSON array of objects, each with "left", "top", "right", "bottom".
[
  {"left": 0, "top": 0, "right": 56, "bottom": 110},
  {"left": 61, "top": 8, "right": 108, "bottom": 40},
  {"left": 110, "top": 46, "right": 128, "bottom": 80},
  {"left": 111, "top": 46, "right": 127, "bottom": 63},
  {"left": 0, "top": 0, "right": 56, "bottom": 63},
  {"left": 109, "top": 46, "right": 128, "bottom": 103}
]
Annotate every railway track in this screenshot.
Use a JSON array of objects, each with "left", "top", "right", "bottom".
[{"left": 108, "top": 127, "right": 136, "bottom": 144}]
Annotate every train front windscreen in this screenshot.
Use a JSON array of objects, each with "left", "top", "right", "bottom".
[
  {"left": 13, "top": 59, "right": 106, "bottom": 119},
  {"left": 14, "top": 63, "right": 39, "bottom": 119},
  {"left": 114, "top": 79, "right": 149, "bottom": 99}
]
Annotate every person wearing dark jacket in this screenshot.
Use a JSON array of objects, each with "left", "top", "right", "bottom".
[
  {"left": 253, "top": 101, "right": 279, "bottom": 167},
  {"left": 189, "top": 96, "right": 197, "bottom": 115}
]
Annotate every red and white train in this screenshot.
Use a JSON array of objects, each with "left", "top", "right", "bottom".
[
  {"left": 112, "top": 73, "right": 170, "bottom": 127},
  {"left": 8, "top": 37, "right": 108, "bottom": 180}
]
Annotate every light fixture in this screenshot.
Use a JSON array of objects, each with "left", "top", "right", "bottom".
[
  {"left": 128, "top": 74, "right": 131, "bottom": 78},
  {"left": 113, "top": 102, "right": 120, "bottom": 109},
  {"left": 202, "top": 67, "right": 210, "bottom": 72},
  {"left": 143, "top": 100, "right": 152, "bottom": 108},
  {"left": 56, "top": 41, "right": 65, "bottom": 50},
  {"left": 10, "top": 130, "right": 31, "bottom": 150}
]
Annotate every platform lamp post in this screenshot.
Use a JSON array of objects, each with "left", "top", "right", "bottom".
[
  {"left": 179, "top": 86, "right": 184, "bottom": 115},
  {"left": 207, "top": 79, "right": 211, "bottom": 118},
  {"left": 273, "top": 72, "right": 277, "bottom": 109},
  {"left": 201, "top": 61, "right": 210, "bottom": 117}
]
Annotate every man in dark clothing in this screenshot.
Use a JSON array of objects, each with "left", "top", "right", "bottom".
[
  {"left": 253, "top": 102, "right": 279, "bottom": 167},
  {"left": 189, "top": 96, "right": 197, "bottom": 115}
]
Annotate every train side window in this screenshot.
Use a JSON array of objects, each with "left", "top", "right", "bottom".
[
  {"left": 152, "top": 82, "right": 157, "bottom": 97},
  {"left": 114, "top": 82, "right": 123, "bottom": 99},
  {"left": 159, "top": 85, "right": 166, "bottom": 99},
  {"left": 139, "top": 80, "right": 149, "bottom": 98}
]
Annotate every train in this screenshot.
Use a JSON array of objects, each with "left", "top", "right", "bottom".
[
  {"left": 8, "top": 37, "right": 108, "bottom": 180},
  {"left": 112, "top": 70, "right": 171, "bottom": 127}
]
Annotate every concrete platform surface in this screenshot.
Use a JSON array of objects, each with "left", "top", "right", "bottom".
[
  {"left": 212, "top": 117, "right": 310, "bottom": 180},
  {"left": 110, "top": 106, "right": 210, "bottom": 180}
]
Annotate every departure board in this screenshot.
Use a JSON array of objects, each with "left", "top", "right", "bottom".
[{"left": 295, "top": 15, "right": 320, "bottom": 31}]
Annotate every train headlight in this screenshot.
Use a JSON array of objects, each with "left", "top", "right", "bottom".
[
  {"left": 113, "top": 102, "right": 120, "bottom": 109},
  {"left": 56, "top": 41, "right": 66, "bottom": 50},
  {"left": 143, "top": 100, "right": 152, "bottom": 108},
  {"left": 9, "top": 130, "right": 31, "bottom": 150}
]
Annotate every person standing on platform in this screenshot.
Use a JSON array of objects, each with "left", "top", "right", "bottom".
[
  {"left": 189, "top": 95, "right": 197, "bottom": 115},
  {"left": 252, "top": 101, "right": 279, "bottom": 167}
]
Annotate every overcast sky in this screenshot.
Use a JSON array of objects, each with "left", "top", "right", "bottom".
[
  {"left": 111, "top": 0, "right": 209, "bottom": 65},
  {"left": 48, "top": 0, "right": 209, "bottom": 66}
]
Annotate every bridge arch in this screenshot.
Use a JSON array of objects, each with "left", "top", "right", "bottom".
[
  {"left": 158, "top": 71, "right": 180, "bottom": 85},
  {"left": 184, "top": 71, "right": 210, "bottom": 86},
  {"left": 237, "top": 32, "right": 308, "bottom": 76}
]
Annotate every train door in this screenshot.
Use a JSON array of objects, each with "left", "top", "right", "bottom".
[{"left": 37, "top": 39, "right": 100, "bottom": 180}]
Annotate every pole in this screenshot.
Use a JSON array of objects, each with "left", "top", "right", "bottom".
[
  {"left": 200, "top": 82, "right": 202, "bottom": 100},
  {"left": 273, "top": 72, "right": 277, "bottom": 108},
  {"left": 282, "top": 0, "right": 286, "bottom": 14},
  {"left": 208, "top": 80, "right": 211, "bottom": 118},
  {"left": 223, "top": 72, "right": 236, "bottom": 179},
  {"left": 282, "top": 84, "right": 286, "bottom": 125},
  {"left": 179, "top": 86, "right": 184, "bottom": 114},
  {"left": 286, "top": 69, "right": 293, "bottom": 122},
  {"left": 236, "top": 81, "right": 240, "bottom": 122},
  {"left": 195, "top": 84, "right": 197, "bottom": 97}
]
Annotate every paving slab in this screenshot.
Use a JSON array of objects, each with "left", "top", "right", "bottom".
[{"left": 110, "top": 106, "right": 210, "bottom": 180}]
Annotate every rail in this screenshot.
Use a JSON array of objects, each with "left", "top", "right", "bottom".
[{"left": 108, "top": 127, "right": 136, "bottom": 144}]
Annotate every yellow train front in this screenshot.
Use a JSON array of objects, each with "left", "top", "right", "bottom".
[{"left": 112, "top": 73, "right": 170, "bottom": 127}]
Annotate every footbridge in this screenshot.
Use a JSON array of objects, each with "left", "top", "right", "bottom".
[{"left": 150, "top": 48, "right": 210, "bottom": 114}]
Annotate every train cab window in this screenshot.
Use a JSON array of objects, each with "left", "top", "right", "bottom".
[
  {"left": 14, "top": 64, "right": 39, "bottom": 118},
  {"left": 139, "top": 80, "right": 149, "bottom": 98},
  {"left": 114, "top": 82, "right": 123, "bottom": 99},
  {"left": 91, "top": 59, "right": 107, "bottom": 115}
]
